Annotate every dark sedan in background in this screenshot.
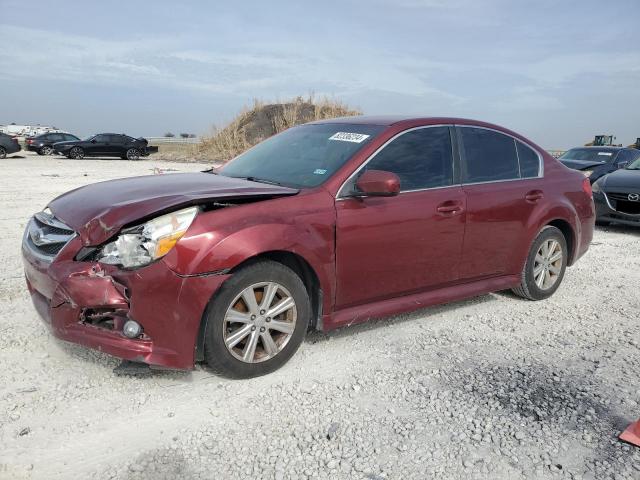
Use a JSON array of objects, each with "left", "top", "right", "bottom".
[
  {"left": 558, "top": 146, "right": 640, "bottom": 183},
  {"left": 26, "top": 132, "right": 80, "bottom": 155},
  {"left": 593, "top": 157, "right": 640, "bottom": 227},
  {"left": 53, "top": 133, "right": 158, "bottom": 160},
  {"left": 0, "top": 132, "right": 22, "bottom": 159}
]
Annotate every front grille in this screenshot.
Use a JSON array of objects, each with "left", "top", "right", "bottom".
[
  {"left": 607, "top": 192, "right": 640, "bottom": 215},
  {"left": 23, "top": 211, "right": 75, "bottom": 262}
]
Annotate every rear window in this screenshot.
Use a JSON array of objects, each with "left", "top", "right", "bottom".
[{"left": 559, "top": 148, "right": 616, "bottom": 163}]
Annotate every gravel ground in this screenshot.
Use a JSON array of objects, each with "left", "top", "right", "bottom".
[{"left": 1, "top": 154, "right": 639, "bottom": 480}]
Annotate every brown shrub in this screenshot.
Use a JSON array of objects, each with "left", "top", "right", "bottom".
[{"left": 198, "top": 95, "right": 361, "bottom": 162}]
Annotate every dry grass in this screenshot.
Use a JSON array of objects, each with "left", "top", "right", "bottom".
[{"left": 198, "top": 95, "right": 361, "bottom": 162}]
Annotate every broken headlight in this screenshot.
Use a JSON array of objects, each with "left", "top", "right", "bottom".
[{"left": 97, "top": 207, "right": 198, "bottom": 268}]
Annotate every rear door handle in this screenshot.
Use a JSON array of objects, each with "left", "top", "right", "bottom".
[
  {"left": 525, "top": 190, "right": 544, "bottom": 203},
  {"left": 436, "top": 200, "right": 464, "bottom": 216}
]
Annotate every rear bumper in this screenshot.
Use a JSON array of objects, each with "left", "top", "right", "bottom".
[
  {"left": 594, "top": 192, "right": 640, "bottom": 227},
  {"left": 22, "top": 242, "right": 230, "bottom": 369}
]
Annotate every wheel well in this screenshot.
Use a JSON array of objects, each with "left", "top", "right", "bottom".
[
  {"left": 547, "top": 219, "right": 575, "bottom": 265},
  {"left": 194, "top": 250, "right": 323, "bottom": 363}
]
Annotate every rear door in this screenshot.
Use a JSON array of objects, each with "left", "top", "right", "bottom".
[
  {"left": 456, "top": 126, "right": 544, "bottom": 280},
  {"left": 335, "top": 125, "right": 466, "bottom": 308},
  {"left": 110, "top": 135, "right": 128, "bottom": 156}
]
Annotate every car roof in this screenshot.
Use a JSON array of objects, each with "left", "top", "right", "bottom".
[
  {"left": 568, "top": 146, "right": 623, "bottom": 151},
  {"left": 308, "top": 115, "right": 494, "bottom": 126}
]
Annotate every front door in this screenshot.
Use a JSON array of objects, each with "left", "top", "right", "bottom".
[{"left": 335, "top": 125, "right": 466, "bottom": 309}]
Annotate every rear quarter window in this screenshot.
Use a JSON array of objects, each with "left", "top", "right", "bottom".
[{"left": 516, "top": 142, "right": 541, "bottom": 178}]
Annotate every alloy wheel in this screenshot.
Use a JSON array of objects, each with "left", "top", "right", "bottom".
[
  {"left": 70, "top": 147, "right": 84, "bottom": 159},
  {"left": 0, "top": 147, "right": 5, "bottom": 159},
  {"left": 223, "top": 282, "right": 297, "bottom": 363},
  {"left": 42, "top": 146, "right": 53, "bottom": 155},
  {"left": 533, "top": 239, "right": 563, "bottom": 290},
  {"left": 126, "top": 148, "right": 140, "bottom": 160}
]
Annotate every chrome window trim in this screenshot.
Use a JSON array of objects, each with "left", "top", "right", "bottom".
[
  {"left": 456, "top": 124, "right": 544, "bottom": 180},
  {"left": 336, "top": 123, "right": 545, "bottom": 199},
  {"left": 336, "top": 124, "right": 456, "bottom": 199}
]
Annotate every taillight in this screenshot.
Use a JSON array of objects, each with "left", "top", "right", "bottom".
[
  {"left": 26, "top": 139, "right": 34, "bottom": 144},
  {"left": 582, "top": 177, "right": 592, "bottom": 198}
]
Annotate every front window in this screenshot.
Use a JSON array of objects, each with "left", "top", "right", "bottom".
[
  {"left": 218, "top": 123, "right": 385, "bottom": 188},
  {"left": 360, "top": 126, "right": 454, "bottom": 191},
  {"left": 559, "top": 148, "right": 616, "bottom": 163}
]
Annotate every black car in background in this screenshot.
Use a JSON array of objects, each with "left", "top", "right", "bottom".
[
  {"left": 0, "top": 132, "right": 22, "bottom": 159},
  {"left": 558, "top": 146, "right": 640, "bottom": 183},
  {"left": 593, "top": 157, "right": 640, "bottom": 227},
  {"left": 53, "top": 133, "right": 157, "bottom": 160},
  {"left": 26, "top": 132, "right": 80, "bottom": 155}
]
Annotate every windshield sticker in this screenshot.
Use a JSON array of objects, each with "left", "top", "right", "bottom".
[
  {"left": 329, "top": 132, "right": 370, "bottom": 143},
  {"left": 313, "top": 169, "right": 327, "bottom": 175},
  {"left": 597, "top": 152, "right": 613, "bottom": 156}
]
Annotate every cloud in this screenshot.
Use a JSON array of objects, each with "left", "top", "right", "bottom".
[{"left": 0, "top": 24, "right": 462, "bottom": 103}]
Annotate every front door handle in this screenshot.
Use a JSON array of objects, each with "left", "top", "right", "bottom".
[
  {"left": 436, "top": 200, "right": 464, "bottom": 216},
  {"left": 525, "top": 190, "right": 544, "bottom": 203}
]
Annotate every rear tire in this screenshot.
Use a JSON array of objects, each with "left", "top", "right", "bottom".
[
  {"left": 512, "top": 226, "right": 567, "bottom": 301},
  {"left": 126, "top": 148, "right": 140, "bottom": 160},
  {"left": 0, "top": 147, "right": 6, "bottom": 159},
  {"left": 40, "top": 146, "right": 54, "bottom": 155},
  {"left": 203, "top": 260, "right": 310, "bottom": 378}
]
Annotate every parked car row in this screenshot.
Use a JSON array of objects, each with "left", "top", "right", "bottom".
[
  {"left": 559, "top": 145, "right": 640, "bottom": 227},
  {"left": 21, "top": 132, "right": 158, "bottom": 160}
]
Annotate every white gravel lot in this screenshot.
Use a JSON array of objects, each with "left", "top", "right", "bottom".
[{"left": 1, "top": 153, "right": 639, "bottom": 480}]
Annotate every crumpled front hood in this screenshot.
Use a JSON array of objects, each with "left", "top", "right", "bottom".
[
  {"left": 48, "top": 172, "right": 299, "bottom": 245},
  {"left": 600, "top": 168, "right": 640, "bottom": 191},
  {"left": 559, "top": 159, "right": 606, "bottom": 171}
]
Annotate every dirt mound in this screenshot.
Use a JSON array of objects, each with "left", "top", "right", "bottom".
[{"left": 199, "top": 96, "right": 361, "bottom": 161}]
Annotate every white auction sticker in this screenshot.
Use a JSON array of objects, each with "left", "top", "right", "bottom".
[
  {"left": 329, "top": 132, "right": 370, "bottom": 143},
  {"left": 597, "top": 152, "right": 613, "bottom": 156}
]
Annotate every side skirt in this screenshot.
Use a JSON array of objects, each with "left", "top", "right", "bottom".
[{"left": 325, "top": 274, "right": 520, "bottom": 330}]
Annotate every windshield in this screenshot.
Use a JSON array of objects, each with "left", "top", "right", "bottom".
[
  {"left": 218, "top": 123, "right": 385, "bottom": 188},
  {"left": 627, "top": 157, "right": 640, "bottom": 170},
  {"left": 559, "top": 148, "right": 617, "bottom": 163}
]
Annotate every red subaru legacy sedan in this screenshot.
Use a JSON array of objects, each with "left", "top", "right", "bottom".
[{"left": 22, "top": 117, "right": 595, "bottom": 377}]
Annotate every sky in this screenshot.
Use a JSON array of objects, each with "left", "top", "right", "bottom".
[{"left": 1, "top": 0, "right": 639, "bottom": 149}]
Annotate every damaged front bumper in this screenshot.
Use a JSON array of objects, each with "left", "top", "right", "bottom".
[{"left": 22, "top": 236, "right": 229, "bottom": 370}]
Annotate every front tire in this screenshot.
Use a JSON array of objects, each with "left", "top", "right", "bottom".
[
  {"left": 203, "top": 260, "right": 310, "bottom": 378},
  {"left": 69, "top": 147, "right": 84, "bottom": 159},
  {"left": 512, "top": 226, "right": 567, "bottom": 301}
]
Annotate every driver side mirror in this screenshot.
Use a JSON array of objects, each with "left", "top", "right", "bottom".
[
  {"left": 354, "top": 170, "right": 400, "bottom": 197},
  {"left": 617, "top": 161, "right": 629, "bottom": 169}
]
